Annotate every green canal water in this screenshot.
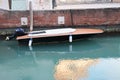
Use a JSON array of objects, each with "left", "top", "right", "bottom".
[{"left": 0, "top": 33, "right": 120, "bottom": 80}]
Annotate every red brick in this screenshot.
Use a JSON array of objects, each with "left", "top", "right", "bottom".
[{"left": 0, "top": 8, "right": 120, "bottom": 28}]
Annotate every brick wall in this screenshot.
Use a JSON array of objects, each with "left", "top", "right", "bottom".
[
  {"left": 0, "top": 9, "right": 29, "bottom": 28},
  {"left": 72, "top": 9, "right": 120, "bottom": 26},
  {"left": 0, "top": 8, "right": 120, "bottom": 29},
  {"left": 33, "top": 10, "right": 72, "bottom": 27},
  {"left": 113, "top": 0, "right": 120, "bottom": 2}
]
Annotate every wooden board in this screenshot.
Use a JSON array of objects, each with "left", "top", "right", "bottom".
[{"left": 17, "top": 28, "right": 104, "bottom": 40}]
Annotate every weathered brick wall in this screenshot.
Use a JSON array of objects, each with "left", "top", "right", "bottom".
[
  {"left": 33, "top": 10, "right": 72, "bottom": 27},
  {"left": 0, "top": 8, "right": 120, "bottom": 29},
  {"left": 0, "top": 9, "right": 29, "bottom": 28},
  {"left": 113, "top": 0, "right": 120, "bottom": 2},
  {"left": 72, "top": 8, "right": 120, "bottom": 26}
]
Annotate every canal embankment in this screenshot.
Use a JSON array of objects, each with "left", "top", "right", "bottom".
[{"left": 0, "top": 3, "right": 120, "bottom": 37}]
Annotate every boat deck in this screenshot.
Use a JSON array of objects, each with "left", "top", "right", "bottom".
[{"left": 16, "top": 28, "right": 104, "bottom": 40}]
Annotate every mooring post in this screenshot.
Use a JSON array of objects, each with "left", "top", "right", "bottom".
[
  {"left": 28, "top": 38, "right": 33, "bottom": 46},
  {"left": 29, "top": 0, "right": 33, "bottom": 32},
  {"left": 29, "top": 0, "right": 33, "bottom": 46},
  {"left": 69, "top": 34, "right": 73, "bottom": 43}
]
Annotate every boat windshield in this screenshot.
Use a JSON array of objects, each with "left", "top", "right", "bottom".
[{"left": 30, "top": 31, "right": 46, "bottom": 34}]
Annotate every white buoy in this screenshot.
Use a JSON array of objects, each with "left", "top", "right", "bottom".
[
  {"left": 28, "top": 38, "right": 32, "bottom": 46},
  {"left": 69, "top": 35, "right": 72, "bottom": 43}
]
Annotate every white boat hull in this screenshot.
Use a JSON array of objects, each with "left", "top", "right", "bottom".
[{"left": 28, "top": 28, "right": 76, "bottom": 37}]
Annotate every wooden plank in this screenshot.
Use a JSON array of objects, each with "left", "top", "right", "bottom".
[{"left": 16, "top": 28, "right": 104, "bottom": 40}]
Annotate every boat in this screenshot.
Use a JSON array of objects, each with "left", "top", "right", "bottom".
[{"left": 16, "top": 28, "right": 103, "bottom": 46}]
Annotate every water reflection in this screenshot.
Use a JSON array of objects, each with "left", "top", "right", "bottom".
[
  {"left": 0, "top": 39, "right": 101, "bottom": 59},
  {"left": 54, "top": 59, "right": 98, "bottom": 80},
  {"left": 0, "top": 36, "right": 120, "bottom": 80},
  {"left": 15, "top": 39, "right": 120, "bottom": 59}
]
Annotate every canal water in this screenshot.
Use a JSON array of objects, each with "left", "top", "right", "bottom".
[{"left": 0, "top": 33, "right": 120, "bottom": 80}]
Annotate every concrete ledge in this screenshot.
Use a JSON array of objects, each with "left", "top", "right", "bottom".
[{"left": 55, "top": 3, "right": 120, "bottom": 10}]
